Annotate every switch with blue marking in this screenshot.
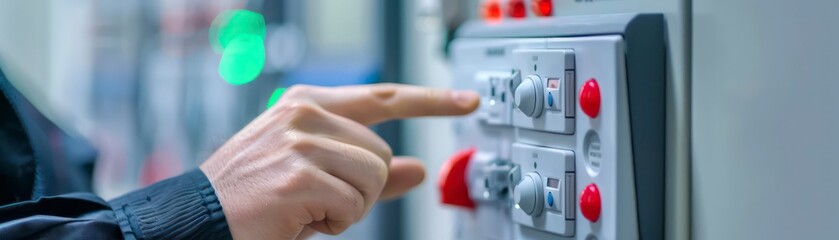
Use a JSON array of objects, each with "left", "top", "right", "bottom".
[
  {"left": 547, "top": 191, "right": 555, "bottom": 207},
  {"left": 545, "top": 78, "right": 561, "bottom": 110},
  {"left": 547, "top": 92, "right": 554, "bottom": 107}
]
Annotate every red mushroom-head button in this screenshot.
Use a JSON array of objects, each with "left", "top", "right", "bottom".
[
  {"left": 438, "top": 148, "right": 476, "bottom": 209},
  {"left": 580, "top": 183, "right": 602, "bottom": 222},
  {"left": 579, "top": 79, "right": 601, "bottom": 118}
]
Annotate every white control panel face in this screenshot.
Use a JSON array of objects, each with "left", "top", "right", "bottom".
[
  {"left": 450, "top": 35, "right": 638, "bottom": 240},
  {"left": 512, "top": 49, "right": 576, "bottom": 134},
  {"left": 512, "top": 143, "right": 575, "bottom": 236},
  {"left": 476, "top": 71, "right": 516, "bottom": 126}
]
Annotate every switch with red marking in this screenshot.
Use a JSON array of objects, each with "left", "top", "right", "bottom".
[
  {"left": 580, "top": 183, "right": 602, "bottom": 222},
  {"left": 579, "top": 78, "right": 601, "bottom": 118},
  {"left": 438, "top": 148, "right": 476, "bottom": 209}
]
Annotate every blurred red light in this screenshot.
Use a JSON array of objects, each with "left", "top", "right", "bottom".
[
  {"left": 532, "top": 0, "right": 553, "bottom": 17},
  {"left": 508, "top": 0, "right": 527, "bottom": 19},
  {"left": 482, "top": 0, "right": 502, "bottom": 22}
]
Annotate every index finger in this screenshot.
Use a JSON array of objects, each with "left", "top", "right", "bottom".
[{"left": 286, "top": 83, "right": 480, "bottom": 125}]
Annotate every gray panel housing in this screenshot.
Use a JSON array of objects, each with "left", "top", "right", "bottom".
[{"left": 454, "top": 13, "right": 666, "bottom": 240}]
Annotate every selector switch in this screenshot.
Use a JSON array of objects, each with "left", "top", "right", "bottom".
[
  {"left": 515, "top": 75, "right": 544, "bottom": 118},
  {"left": 511, "top": 48, "right": 575, "bottom": 134},
  {"left": 515, "top": 172, "right": 544, "bottom": 216},
  {"left": 511, "top": 143, "right": 576, "bottom": 236}
]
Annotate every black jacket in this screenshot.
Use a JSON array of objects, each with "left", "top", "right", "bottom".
[{"left": 0, "top": 67, "right": 231, "bottom": 239}]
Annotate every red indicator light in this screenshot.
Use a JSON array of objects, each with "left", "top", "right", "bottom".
[
  {"left": 532, "top": 0, "right": 553, "bottom": 17},
  {"left": 482, "top": 0, "right": 503, "bottom": 22},
  {"left": 507, "top": 0, "right": 527, "bottom": 19}
]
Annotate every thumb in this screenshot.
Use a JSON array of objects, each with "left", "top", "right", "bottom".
[{"left": 380, "top": 157, "right": 426, "bottom": 200}]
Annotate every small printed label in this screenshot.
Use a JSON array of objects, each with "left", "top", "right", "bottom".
[
  {"left": 584, "top": 130, "right": 602, "bottom": 176},
  {"left": 486, "top": 48, "right": 505, "bottom": 57}
]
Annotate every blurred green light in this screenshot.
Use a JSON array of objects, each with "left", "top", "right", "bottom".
[
  {"left": 266, "top": 87, "right": 287, "bottom": 109},
  {"left": 210, "top": 10, "right": 266, "bottom": 53},
  {"left": 210, "top": 10, "right": 266, "bottom": 85},
  {"left": 219, "top": 34, "right": 265, "bottom": 85}
]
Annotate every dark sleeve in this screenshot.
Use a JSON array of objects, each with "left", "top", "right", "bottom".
[{"left": 0, "top": 169, "right": 231, "bottom": 240}]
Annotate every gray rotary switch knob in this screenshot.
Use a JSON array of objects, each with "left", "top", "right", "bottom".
[
  {"left": 515, "top": 172, "right": 544, "bottom": 216},
  {"left": 514, "top": 75, "right": 544, "bottom": 118}
]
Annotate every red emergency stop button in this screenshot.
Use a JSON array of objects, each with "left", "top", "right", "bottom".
[
  {"left": 580, "top": 79, "right": 601, "bottom": 118},
  {"left": 438, "top": 148, "right": 476, "bottom": 209},
  {"left": 580, "top": 183, "right": 602, "bottom": 222}
]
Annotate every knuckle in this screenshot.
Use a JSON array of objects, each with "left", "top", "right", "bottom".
[
  {"left": 298, "top": 164, "right": 322, "bottom": 180},
  {"left": 278, "top": 101, "right": 321, "bottom": 124},
  {"left": 424, "top": 88, "right": 440, "bottom": 103},
  {"left": 335, "top": 187, "right": 365, "bottom": 220},
  {"left": 422, "top": 89, "right": 442, "bottom": 115},
  {"left": 368, "top": 84, "right": 399, "bottom": 118},
  {"left": 284, "top": 85, "right": 316, "bottom": 99},
  {"left": 359, "top": 127, "right": 393, "bottom": 161},
  {"left": 347, "top": 145, "right": 386, "bottom": 171},
  {"left": 285, "top": 133, "right": 319, "bottom": 155},
  {"left": 356, "top": 148, "right": 389, "bottom": 190},
  {"left": 340, "top": 145, "right": 387, "bottom": 195},
  {"left": 372, "top": 158, "right": 388, "bottom": 188},
  {"left": 369, "top": 83, "right": 399, "bottom": 100},
  {"left": 278, "top": 164, "right": 318, "bottom": 194}
]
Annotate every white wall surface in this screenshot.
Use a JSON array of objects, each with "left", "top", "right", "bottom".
[
  {"left": 0, "top": 0, "right": 53, "bottom": 115},
  {"left": 0, "top": 0, "right": 94, "bottom": 136},
  {"left": 692, "top": 1, "right": 839, "bottom": 239}
]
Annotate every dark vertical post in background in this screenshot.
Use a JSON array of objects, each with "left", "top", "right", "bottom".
[{"left": 376, "top": 0, "right": 404, "bottom": 239}]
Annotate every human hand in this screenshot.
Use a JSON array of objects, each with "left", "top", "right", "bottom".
[{"left": 199, "top": 84, "right": 480, "bottom": 239}]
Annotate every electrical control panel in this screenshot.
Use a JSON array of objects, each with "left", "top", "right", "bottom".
[{"left": 438, "top": 13, "right": 665, "bottom": 240}]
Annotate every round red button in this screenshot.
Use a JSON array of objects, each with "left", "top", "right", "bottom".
[
  {"left": 579, "top": 79, "right": 601, "bottom": 118},
  {"left": 580, "top": 183, "right": 601, "bottom": 222}
]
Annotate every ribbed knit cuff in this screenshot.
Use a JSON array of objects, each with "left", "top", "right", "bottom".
[{"left": 110, "top": 169, "right": 231, "bottom": 240}]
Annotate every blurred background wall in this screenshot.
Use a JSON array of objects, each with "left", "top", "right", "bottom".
[{"left": 0, "top": 0, "right": 447, "bottom": 239}]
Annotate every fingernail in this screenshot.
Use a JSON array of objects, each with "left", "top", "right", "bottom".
[{"left": 451, "top": 90, "right": 479, "bottom": 108}]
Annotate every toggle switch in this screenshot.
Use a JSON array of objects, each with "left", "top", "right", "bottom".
[{"left": 439, "top": 148, "right": 476, "bottom": 209}]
